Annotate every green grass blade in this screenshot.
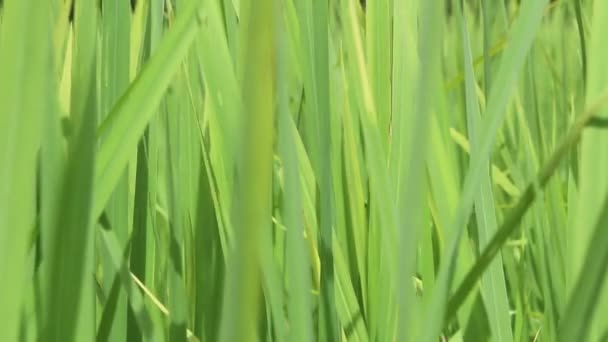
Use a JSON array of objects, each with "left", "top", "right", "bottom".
[
  {"left": 340, "top": 64, "right": 369, "bottom": 318},
  {"left": 98, "top": 223, "right": 157, "bottom": 340},
  {"left": 94, "top": 0, "right": 205, "bottom": 220},
  {"left": 366, "top": 0, "right": 392, "bottom": 137},
  {"left": 44, "top": 0, "right": 98, "bottom": 340},
  {"left": 97, "top": 273, "right": 123, "bottom": 342},
  {"left": 334, "top": 239, "right": 370, "bottom": 342},
  {"left": 558, "top": 195, "right": 608, "bottom": 342},
  {"left": 297, "top": 0, "right": 338, "bottom": 339},
  {"left": 422, "top": 2, "right": 549, "bottom": 340},
  {"left": 99, "top": 1, "right": 132, "bottom": 340},
  {"left": 128, "top": 131, "right": 151, "bottom": 342},
  {"left": 447, "top": 88, "right": 608, "bottom": 319},
  {"left": 570, "top": 0, "right": 608, "bottom": 338},
  {"left": 573, "top": 0, "right": 587, "bottom": 86},
  {"left": 0, "top": 1, "right": 46, "bottom": 340},
  {"left": 278, "top": 3, "right": 313, "bottom": 341},
  {"left": 217, "top": 0, "right": 274, "bottom": 339},
  {"left": 391, "top": 0, "right": 439, "bottom": 340},
  {"left": 192, "top": 149, "right": 224, "bottom": 341},
  {"left": 162, "top": 82, "right": 190, "bottom": 341},
  {"left": 390, "top": 2, "right": 418, "bottom": 338},
  {"left": 459, "top": 7, "right": 512, "bottom": 341},
  {"left": 193, "top": 0, "right": 242, "bottom": 250}
]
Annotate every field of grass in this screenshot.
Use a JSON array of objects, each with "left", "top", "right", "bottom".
[{"left": 1, "top": 0, "right": 608, "bottom": 341}]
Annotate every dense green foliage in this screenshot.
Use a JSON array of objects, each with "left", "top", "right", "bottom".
[{"left": 1, "top": 0, "right": 608, "bottom": 341}]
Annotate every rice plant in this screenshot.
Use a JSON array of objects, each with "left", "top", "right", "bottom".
[{"left": 1, "top": 0, "right": 608, "bottom": 341}]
